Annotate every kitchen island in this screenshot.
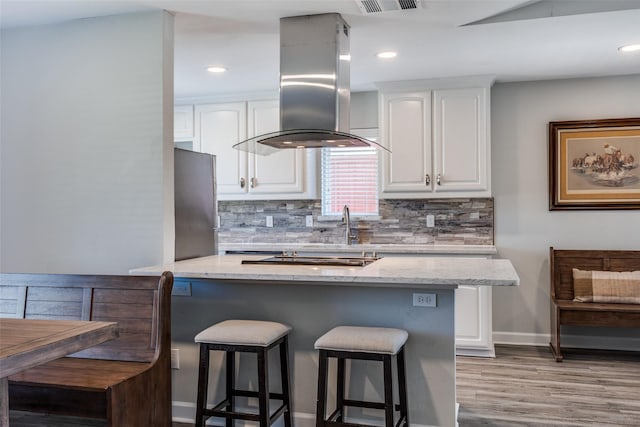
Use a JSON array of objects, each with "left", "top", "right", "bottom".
[{"left": 132, "top": 255, "right": 518, "bottom": 427}]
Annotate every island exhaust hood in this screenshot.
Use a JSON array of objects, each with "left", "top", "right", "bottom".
[{"left": 233, "top": 13, "right": 389, "bottom": 156}]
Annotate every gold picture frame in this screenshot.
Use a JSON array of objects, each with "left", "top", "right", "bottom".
[{"left": 549, "top": 118, "right": 640, "bottom": 210}]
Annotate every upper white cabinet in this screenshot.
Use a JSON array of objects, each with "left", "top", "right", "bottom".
[
  {"left": 378, "top": 77, "right": 492, "bottom": 198},
  {"left": 195, "top": 102, "right": 247, "bottom": 196},
  {"left": 174, "top": 105, "right": 194, "bottom": 140},
  {"left": 379, "top": 91, "right": 432, "bottom": 193},
  {"left": 433, "top": 87, "right": 489, "bottom": 193},
  {"left": 246, "top": 100, "right": 305, "bottom": 195},
  {"left": 193, "top": 100, "right": 313, "bottom": 200}
]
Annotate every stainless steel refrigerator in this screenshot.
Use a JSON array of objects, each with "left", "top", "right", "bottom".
[{"left": 174, "top": 148, "right": 218, "bottom": 261}]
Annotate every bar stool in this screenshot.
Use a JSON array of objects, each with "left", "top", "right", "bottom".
[
  {"left": 314, "top": 326, "right": 409, "bottom": 427},
  {"left": 194, "top": 319, "right": 293, "bottom": 427}
]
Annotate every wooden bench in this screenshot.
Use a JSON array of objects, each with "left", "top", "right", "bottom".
[
  {"left": 0, "top": 271, "right": 173, "bottom": 426},
  {"left": 549, "top": 247, "right": 640, "bottom": 362}
]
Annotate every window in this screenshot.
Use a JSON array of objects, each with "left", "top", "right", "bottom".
[{"left": 321, "top": 130, "right": 379, "bottom": 216}]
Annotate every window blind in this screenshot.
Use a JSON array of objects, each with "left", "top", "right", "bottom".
[{"left": 321, "top": 147, "right": 379, "bottom": 216}]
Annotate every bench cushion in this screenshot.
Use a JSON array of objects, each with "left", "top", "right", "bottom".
[{"left": 573, "top": 268, "right": 640, "bottom": 304}]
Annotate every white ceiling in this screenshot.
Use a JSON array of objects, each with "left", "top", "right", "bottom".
[{"left": 1, "top": 0, "right": 639, "bottom": 99}]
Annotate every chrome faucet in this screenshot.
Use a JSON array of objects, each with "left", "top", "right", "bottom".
[{"left": 342, "top": 205, "right": 356, "bottom": 245}]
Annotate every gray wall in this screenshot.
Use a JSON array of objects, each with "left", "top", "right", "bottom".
[
  {"left": 0, "top": 11, "right": 175, "bottom": 274},
  {"left": 491, "top": 74, "right": 640, "bottom": 348}
]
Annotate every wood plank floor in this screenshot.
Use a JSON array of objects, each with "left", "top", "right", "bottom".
[
  {"left": 10, "top": 345, "right": 640, "bottom": 426},
  {"left": 457, "top": 345, "right": 640, "bottom": 426}
]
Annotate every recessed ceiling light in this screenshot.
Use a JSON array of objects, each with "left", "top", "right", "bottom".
[
  {"left": 206, "top": 66, "right": 227, "bottom": 73},
  {"left": 618, "top": 44, "right": 640, "bottom": 53},
  {"left": 376, "top": 51, "right": 397, "bottom": 59}
]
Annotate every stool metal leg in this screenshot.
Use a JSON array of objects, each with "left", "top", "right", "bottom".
[
  {"left": 195, "top": 344, "right": 211, "bottom": 427},
  {"left": 279, "top": 336, "right": 293, "bottom": 427},
  {"left": 226, "top": 350, "right": 235, "bottom": 427},
  {"left": 316, "top": 350, "right": 329, "bottom": 427},
  {"left": 257, "top": 347, "right": 270, "bottom": 427},
  {"left": 396, "top": 347, "right": 409, "bottom": 427},
  {"left": 336, "top": 357, "right": 346, "bottom": 421},
  {"left": 383, "top": 355, "right": 394, "bottom": 427}
]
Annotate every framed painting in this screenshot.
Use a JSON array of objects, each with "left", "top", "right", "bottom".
[{"left": 549, "top": 117, "right": 640, "bottom": 210}]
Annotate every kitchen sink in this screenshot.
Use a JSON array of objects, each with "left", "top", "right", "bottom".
[{"left": 241, "top": 253, "right": 380, "bottom": 267}]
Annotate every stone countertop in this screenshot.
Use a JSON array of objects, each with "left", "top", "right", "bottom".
[
  {"left": 218, "top": 243, "right": 498, "bottom": 256},
  {"left": 130, "top": 254, "right": 518, "bottom": 290}
]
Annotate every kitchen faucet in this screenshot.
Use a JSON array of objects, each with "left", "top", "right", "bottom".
[{"left": 342, "top": 205, "right": 356, "bottom": 245}]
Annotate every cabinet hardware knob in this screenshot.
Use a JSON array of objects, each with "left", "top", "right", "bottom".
[
  {"left": 425, "top": 174, "right": 431, "bottom": 186},
  {"left": 250, "top": 177, "right": 257, "bottom": 188},
  {"left": 437, "top": 174, "right": 442, "bottom": 185},
  {"left": 240, "top": 177, "right": 246, "bottom": 188}
]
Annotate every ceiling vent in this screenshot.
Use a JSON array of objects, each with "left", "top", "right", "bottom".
[{"left": 355, "top": 0, "right": 422, "bottom": 14}]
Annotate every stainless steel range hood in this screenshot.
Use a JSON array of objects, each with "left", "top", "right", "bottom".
[{"left": 233, "top": 13, "right": 389, "bottom": 156}]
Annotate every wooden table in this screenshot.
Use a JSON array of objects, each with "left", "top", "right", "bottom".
[{"left": 0, "top": 318, "right": 118, "bottom": 426}]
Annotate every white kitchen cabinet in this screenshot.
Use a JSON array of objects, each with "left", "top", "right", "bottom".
[
  {"left": 194, "top": 100, "right": 313, "bottom": 200},
  {"left": 195, "top": 102, "right": 247, "bottom": 196},
  {"left": 246, "top": 100, "right": 305, "bottom": 195},
  {"left": 455, "top": 284, "right": 494, "bottom": 357},
  {"left": 433, "top": 87, "right": 489, "bottom": 193},
  {"left": 379, "top": 91, "right": 432, "bottom": 193},
  {"left": 378, "top": 78, "right": 492, "bottom": 198},
  {"left": 174, "top": 105, "right": 194, "bottom": 140}
]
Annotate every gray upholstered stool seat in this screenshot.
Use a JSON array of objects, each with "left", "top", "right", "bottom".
[
  {"left": 314, "top": 325, "right": 410, "bottom": 427},
  {"left": 314, "top": 325, "right": 408, "bottom": 354},
  {"left": 194, "top": 320, "right": 293, "bottom": 427},
  {"left": 195, "top": 319, "right": 291, "bottom": 346}
]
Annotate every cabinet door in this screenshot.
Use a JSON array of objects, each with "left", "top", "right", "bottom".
[
  {"left": 174, "top": 105, "right": 194, "bottom": 140},
  {"left": 455, "top": 285, "right": 494, "bottom": 357},
  {"left": 247, "top": 100, "right": 305, "bottom": 194},
  {"left": 433, "top": 87, "right": 489, "bottom": 193},
  {"left": 195, "top": 103, "right": 247, "bottom": 195},
  {"left": 379, "top": 91, "right": 432, "bottom": 194}
]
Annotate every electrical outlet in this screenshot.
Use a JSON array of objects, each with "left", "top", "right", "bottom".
[
  {"left": 172, "top": 282, "right": 191, "bottom": 296},
  {"left": 426, "top": 214, "right": 435, "bottom": 228},
  {"left": 266, "top": 215, "right": 273, "bottom": 227},
  {"left": 413, "top": 293, "right": 436, "bottom": 307},
  {"left": 305, "top": 215, "right": 314, "bottom": 227},
  {"left": 171, "top": 348, "right": 180, "bottom": 369}
]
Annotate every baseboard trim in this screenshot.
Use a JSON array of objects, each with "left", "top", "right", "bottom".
[
  {"left": 456, "top": 346, "right": 496, "bottom": 357},
  {"left": 172, "top": 401, "right": 436, "bottom": 427},
  {"left": 493, "top": 331, "right": 640, "bottom": 351}
]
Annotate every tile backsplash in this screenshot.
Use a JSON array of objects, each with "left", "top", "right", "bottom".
[{"left": 218, "top": 198, "right": 493, "bottom": 246}]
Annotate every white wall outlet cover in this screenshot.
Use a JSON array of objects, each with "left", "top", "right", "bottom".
[
  {"left": 426, "top": 214, "right": 435, "bottom": 228},
  {"left": 170, "top": 348, "right": 180, "bottom": 369},
  {"left": 305, "top": 215, "right": 313, "bottom": 227},
  {"left": 266, "top": 215, "right": 273, "bottom": 227},
  {"left": 413, "top": 293, "right": 437, "bottom": 307}
]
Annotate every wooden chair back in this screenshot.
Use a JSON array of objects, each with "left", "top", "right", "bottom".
[
  {"left": 0, "top": 272, "right": 173, "bottom": 363},
  {"left": 550, "top": 247, "right": 640, "bottom": 302}
]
